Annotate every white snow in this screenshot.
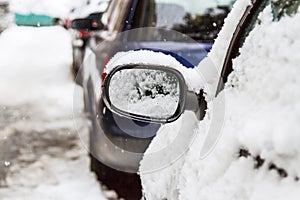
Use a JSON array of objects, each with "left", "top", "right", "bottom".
[
  {"left": 10, "top": 0, "right": 87, "bottom": 18},
  {"left": 10, "top": 0, "right": 109, "bottom": 19},
  {"left": 0, "top": 26, "right": 74, "bottom": 113},
  {"left": 140, "top": 1, "right": 300, "bottom": 200},
  {"left": 104, "top": 50, "right": 205, "bottom": 92},
  {"left": 0, "top": 26, "right": 107, "bottom": 199}
]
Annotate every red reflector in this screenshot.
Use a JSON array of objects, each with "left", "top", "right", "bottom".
[
  {"left": 101, "top": 57, "right": 111, "bottom": 83},
  {"left": 92, "top": 20, "right": 98, "bottom": 27},
  {"left": 66, "top": 19, "right": 71, "bottom": 29},
  {"left": 102, "top": 72, "right": 107, "bottom": 82},
  {"left": 79, "top": 30, "right": 89, "bottom": 38}
]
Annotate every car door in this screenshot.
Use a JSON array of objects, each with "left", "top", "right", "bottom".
[{"left": 140, "top": 0, "right": 300, "bottom": 199}]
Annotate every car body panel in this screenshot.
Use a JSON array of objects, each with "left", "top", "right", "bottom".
[{"left": 82, "top": 0, "right": 233, "bottom": 172}]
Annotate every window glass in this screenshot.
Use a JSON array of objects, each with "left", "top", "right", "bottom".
[
  {"left": 107, "top": 0, "right": 130, "bottom": 32},
  {"left": 130, "top": 0, "right": 235, "bottom": 41}
]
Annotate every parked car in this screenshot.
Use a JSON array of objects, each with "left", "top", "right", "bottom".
[
  {"left": 71, "top": 12, "right": 106, "bottom": 80},
  {"left": 100, "top": 0, "right": 300, "bottom": 199},
  {"left": 68, "top": 0, "right": 110, "bottom": 80},
  {"left": 77, "top": 0, "right": 234, "bottom": 199}
]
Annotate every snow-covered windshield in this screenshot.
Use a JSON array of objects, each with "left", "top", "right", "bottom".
[{"left": 108, "top": 68, "right": 180, "bottom": 118}]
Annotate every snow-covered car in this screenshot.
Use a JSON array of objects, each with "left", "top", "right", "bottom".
[{"left": 100, "top": 0, "right": 300, "bottom": 199}]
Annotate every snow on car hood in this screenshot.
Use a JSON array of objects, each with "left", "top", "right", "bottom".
[{"left": 140, "top": 1, "right": 300, "bottom": 200}]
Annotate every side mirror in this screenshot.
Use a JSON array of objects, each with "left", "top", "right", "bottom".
[
  {"left": 71, "top": 18, "right": 104, "bottom": 30},
  {"left": 102, "top": 64, "right": 203, "bottom": 123}
]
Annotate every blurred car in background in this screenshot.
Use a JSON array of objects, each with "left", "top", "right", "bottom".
[
  {"left": 78, "top": 0, "right": 235, "bottom": 199},
  {"left": 68, "top": 0, "right": 110, "bottom": 79},
  {"left": 71, "top": 12, "right": 105, "bottom": 80}
]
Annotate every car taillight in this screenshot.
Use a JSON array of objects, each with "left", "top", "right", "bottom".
[
  {"left": 79, "top": 30, "right": 89, "bottom": 38},
  {"left": 65, "top": 19, "right": 71, "bottom": 29},
  {"left": 102, "top": 72, "right": 107, "bottom": 82},
  {"left": 101, "top": 57, "right": 111, "bottom": 83},
  {"left": 92, "top": 20, "right": 98, "bottom": 28}
]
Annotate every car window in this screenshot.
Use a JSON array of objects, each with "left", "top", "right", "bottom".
[
  {"left": 106, "top": 0, "right": 131, "bottom": 32},
  {"left": 129, "top": 0, "right": 235, "bottom": 41}
]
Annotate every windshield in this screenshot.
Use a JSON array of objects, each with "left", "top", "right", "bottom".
[{"left": 130, "top": 0, "right": 235, "bottom": 41}]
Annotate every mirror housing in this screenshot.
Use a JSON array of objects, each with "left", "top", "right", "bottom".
[{"left": 103, "top": 64, "right": 202, "bottom": 123}]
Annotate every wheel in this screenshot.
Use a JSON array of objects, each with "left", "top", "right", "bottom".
[{"left": 90, "top": 153, "right": 143, "bottom": 199}]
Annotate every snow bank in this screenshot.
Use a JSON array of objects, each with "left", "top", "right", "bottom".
[
  {"left": 0, "top": 25, "right": 106, "bottom": 199},
  {"left": 141, "top": 1, "right": 300, "bottom": 200},
  {"left": 0, "top": 26, "right": 74, "bottom": 113}
]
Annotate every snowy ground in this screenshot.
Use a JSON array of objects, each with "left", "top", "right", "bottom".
[{"left": 0, "top": 26, "right": 114, "bottom": 199}]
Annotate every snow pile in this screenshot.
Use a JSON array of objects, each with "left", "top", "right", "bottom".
[
  {"left": 0, "top": 26, "right": 74, "bottom": 114},
  {"left": 141, "top": 1, "right": 300, "bottom": 200}
]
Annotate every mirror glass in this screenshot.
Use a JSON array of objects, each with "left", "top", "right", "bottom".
[{"left": 108, "top": 68, "right": 180, "bottom": 119}]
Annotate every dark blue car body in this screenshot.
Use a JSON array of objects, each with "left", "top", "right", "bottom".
[
  {"left": 86, "top": 0, "right": 232, "bottom": 198},
  {"left": 96, "top": 0, "right": 219, "bottom": 139}
]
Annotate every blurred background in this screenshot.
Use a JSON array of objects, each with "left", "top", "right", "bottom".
[{"left": 0, "top": 0, "right": 118, "bottom": 199}]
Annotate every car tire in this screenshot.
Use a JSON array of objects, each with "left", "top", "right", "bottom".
[{"left": 90, "top": 153, "right": 143, "bottom": 200}]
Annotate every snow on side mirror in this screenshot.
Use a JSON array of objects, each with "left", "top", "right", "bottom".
[{"left": 103, "top": 64, "right": 202, "bottom": 123}]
